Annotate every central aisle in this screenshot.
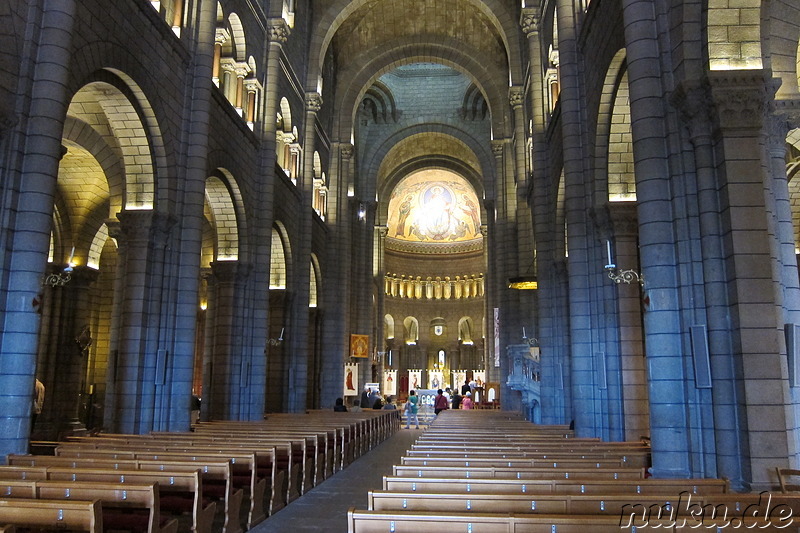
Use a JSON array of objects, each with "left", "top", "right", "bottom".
[{"left": 251, "top": 427, "right": 423, "bottom": 532}]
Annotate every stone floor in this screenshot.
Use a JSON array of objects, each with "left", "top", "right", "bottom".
[{"left": 251, "top": 427, "right": 424, "bottom": 532}]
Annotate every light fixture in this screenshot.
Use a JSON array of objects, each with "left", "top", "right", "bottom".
[
  {"left": 44, "top": 265, "right": 73, "bottom": 287},
  {"left": 267, "top": 327, "right": 284, "bottom": 346},
  {"left": 357, "top": 203, "right": 366, "bottom": 221},
  {"left": 604, "top": 240, "right": 644, "bottom": 287},
  {"left": 508, "top": 276, "right": 538, "bottom": 290}
]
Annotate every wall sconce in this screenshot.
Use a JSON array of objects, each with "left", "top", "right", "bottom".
[
  {"left": 604, "top": 240, "right": 644, "bottom": 287},
  {"left": 267, "top": 327, "right": 284, "bottom": 346},
  {"left": 45, "top": 246, "right": 75, "bottom": 287},
  {"left": 357, "top": 203, "right": 366, "bottom": 221},
  {"left": 44, "top": 264, "right": 73, "bottom": 287}
]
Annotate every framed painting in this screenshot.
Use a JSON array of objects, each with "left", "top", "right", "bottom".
[{"left": 350, "top": 334, "right": 369, "bottom": 358}]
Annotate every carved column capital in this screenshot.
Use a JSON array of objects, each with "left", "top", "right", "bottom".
[
  {"left": 233, "top": 63, "right": 251, "bottom": 78},
  {"left": 607, "top": 202, "right": 639, "bottom": 237},
  {"left": 520, "top": 8, "right": 540, "bottom": 37},
  {"left": 210, "top": 260, "right": 241, "bottom": 282},
  {"left": 305, "top": 92, "right": 323, "bottom": 113},
  {"left": 708, "top": 71, "right": 778, "bottom": 131},
  {"left": 244, "top": 78, "right": 262, "bottom": 93},
  {"left": 215, "top": 28, "right": 231, "bottom": 46},
  {"left": 509, "top": 86, "right": 525, "bottom": 108},
  {"left": 116, "top": 210, "right": 154, "bottom": 243},
  {"left": 340, "top": 143, "right": 354, "bottom": 160},
  {"left": 671, "top": 79, "right": 714, "bottom": 140},
  {"left": 268, "top": 18, "right": 290, "bottom": 44},
  {"left": 490, "top": 140, "right": 505, "bottom": 157}
]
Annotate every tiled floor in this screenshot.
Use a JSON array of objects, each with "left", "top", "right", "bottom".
[{"left": 251, "top": 427, "right": 424, "bottom": 532}]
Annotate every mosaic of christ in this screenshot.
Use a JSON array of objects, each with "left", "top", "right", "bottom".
[{"left": 387, "top": 170, "right": 482, "bottom": 243}]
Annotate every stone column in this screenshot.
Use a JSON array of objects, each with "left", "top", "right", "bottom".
[
  {"left": 620, "top": 0, "right": 696, "bottom": 478},
  {"left": 244, "top": 79, "right": 262, "bottom": 128},
  {"left": 509, "top": 86, "right": 528, "bottom": 192},
  {"left": 0, "top": 0, "right": 77, "bottom": 457},
  {"left": 204, "top": 260, "right": 241, "bottom": 420},
  {"left": 607, "top": 203, "right": 648, "bottom": 442},
  {"left": 238, "top": 17, "right": 289, "bottom": 420},
  {"left": 211, "top": 29, "right": 230, "bottom": 87},
  {"left": 36, "top": 266, "right": 98, "bottom": 440},
  {"left": 283, "top": 91, "right": 321, "bottom": 412},
  {"left": 161, "top": 0, "right": 216, "bottom": 432},
  {"left": 708, "top": 72, "right": 796, "bottom": 489},
  {"left": 671, "top": 80, "right": 748, "bottom": 488},
  {"left": 521, "top": 7, "right": 570, "bottom": 426},
  {"left": 109, "top": 209, "right": 155, "bottom": 433},
  {"left": 556, "top": 0, "right": 599, "bottom": 438}
]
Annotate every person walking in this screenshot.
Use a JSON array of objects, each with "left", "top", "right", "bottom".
[
  {"left": 405, "top": 390, "right": 420, "bottom": 429},
  {"left": 434, "top": 389, "right": 449, "bottom": 415},
  {"left": 461, "top": 391, "right": 474, "bottom": 409}
]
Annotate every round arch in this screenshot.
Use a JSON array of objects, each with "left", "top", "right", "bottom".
[{"left": 307, "top": 0, "right": 525, "bottom": 90}]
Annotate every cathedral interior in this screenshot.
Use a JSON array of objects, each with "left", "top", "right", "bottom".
[{"left": 2, "top": 0, "right": 800, "bottom": 494}]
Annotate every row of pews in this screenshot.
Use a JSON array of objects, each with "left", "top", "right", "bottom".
[
  {"left": 348, "top": 410, "right": 800, "bottom": 532},
  {"left": 0, "top": 409, "right": 399, "bottom": 533}
]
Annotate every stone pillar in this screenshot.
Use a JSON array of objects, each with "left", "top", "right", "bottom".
[
  {"left": 109, "top": 209, "right": 155, "bottom": 433},
  {"left": 211, "top": 29, "right": 230, "bottom": 87},
  {"left": 244, "top": 79, "right": 262, "bottom": 128},
  {"left": 239, "top": 17, "right": 288, "bottom": 419},
  {"left": 556, "top": 0, "right": 599, "bottom": 438},
  {"left": 165, "top": 0, "right": 217, "bottom": 431},
  {"left": 621, "top": 0, "right": 694, "bottom": 477},
  {"left": 205, "top": 260, "right": 241, "bottom": 420},
  {"left": 509, "top": 86, "right": 528, "bottom": 192},
  {"left": 607, "top": 203, "right": 648, "bottom": 442},
  {"left": 521, "top": 7, "right": 570, "bottom": 426},
  {"left": 671, "top": 79, "right": 748, "bottom": 488},
  {"left": 283, "top": 91, "right": 321, "bottom": 412},
  {"left": 36, "top": 265, "right": 98, "bottom": 440},
  {"left": 0, "top": 0, "right": 77, "bottom": 457},
  {"left": 709, "top": 72, "right": 796, "bottom": 489}
]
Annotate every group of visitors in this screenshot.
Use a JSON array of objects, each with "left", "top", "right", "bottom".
[
  {"left": 434, "top": 386, "right": 473, "bottom": 414},
  {"left": 333, "top": 388, "right": 398, "bottom": 412},
  {"left": 333, "top": 379, "right": 478, "bottom": 427}
]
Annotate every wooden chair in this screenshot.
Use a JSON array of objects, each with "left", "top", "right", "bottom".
[{"left": 776, "top": 467, "right": 800, "bottom": 492}]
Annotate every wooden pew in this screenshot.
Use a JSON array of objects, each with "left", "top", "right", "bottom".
[
  {"left": 43, "top": 467, "right": 215, "bottom": 533},
  {"left": 382, "top": 475, "right": 729, "bottom": 495},
  {"left": 400, "top": 456, "right": 627, "bottom": 469},
  {"left": 7, "top": 455, "right": 240, "bottom": 533},
  {"left": 391, "top": 464, "right": 644, "bottom": 481},
  {"left": 368, "top": 489, "right": 800, "bottom": 517},
  {"left": 56, "top": 447, "right": 269, "bottom": 527},
  {"left": 404, "top": 448, "right": 650, "bottom": 469},
  {"left": 346, "top": 508, "right": 795, "bottom": 532},
  {"left": 0, "top": 498, "right": 103, "bottom": 533},
  {"left": 36, "top": 480, "right": 179, "bottom": 533},
  {"left": 59, "top": 438, "right": 289, "bottom": 514}
]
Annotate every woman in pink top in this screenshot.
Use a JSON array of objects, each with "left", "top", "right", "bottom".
[{"left": 461, "top": 392, "right": 474, "bottom": 409}]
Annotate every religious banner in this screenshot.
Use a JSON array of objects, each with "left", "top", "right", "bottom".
[
  {"left": 452, "top": 370, "right": 467, "bottom": 391},
  {"left": 383, "top": 370, "right": 397, "bottom": 396},
  {"left": 473, "top": 370, "right": 486, "bottom": 389},
  {"left": 493, "top": 307, "right": 500, "bottom": 367},
  {"left": 408, "top": 370, "right": 422, "bottom": 392},
  {"left": 343, "top": 363, "right": 359, "bottom": 396},
  {"left": 350, "top": 334, "right": 369, "bottom": 358},
  {"left": 428, "top": 370, "right": 443, "bottom": 390}
]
